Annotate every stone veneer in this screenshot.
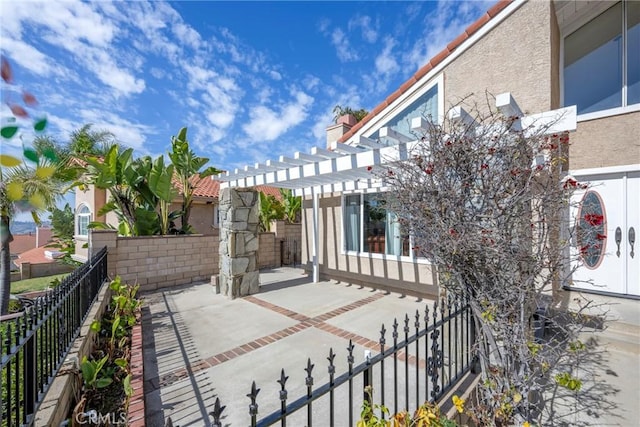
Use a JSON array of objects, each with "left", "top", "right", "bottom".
[{"left": 218, "top": 188, "right": 260, "bottom": 298}]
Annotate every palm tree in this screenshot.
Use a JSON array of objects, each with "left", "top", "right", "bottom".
[
  {"left": 332, "top": 105, "right": 369, "bottom": 123},
  {"left": 1, "top": 137, "right": 76, "bottom": 314},
  {"left": 67, "top": 124, "right": 115, "bottom": 157}
]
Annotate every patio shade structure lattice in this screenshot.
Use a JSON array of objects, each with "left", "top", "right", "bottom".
[{"left": 218, "top": 93, "right": 577, "bottom": 283}]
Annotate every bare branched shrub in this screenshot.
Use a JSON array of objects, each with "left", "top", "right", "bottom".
[{"left": 380, "top": 98, "right": 598, "bottom": 425}]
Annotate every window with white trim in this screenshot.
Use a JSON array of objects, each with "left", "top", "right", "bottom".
[
  {"left": 343, "top": 193, "right": 410, "bottom": 257},
  {"left": 368, "top": 84, "right": 439, "bottom": 141},
  {"left": 76, "top": 205, "right": 91, "bottom": 237},
  {"left": 564, "top": 1, "right": 640, "bottom": 115}
]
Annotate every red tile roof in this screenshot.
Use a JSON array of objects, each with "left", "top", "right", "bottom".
[
  {"left": 11, "top": 234, "right": 36, "bottom": 255},
  {"left": 15, "top": 245, "right": 62, "bottom": 265},
  {"left": 337, "top": 0, "right": 513, "bottom": 144},
  {"left": 185, "top": 174, "right": 283, "bottom": 201}
]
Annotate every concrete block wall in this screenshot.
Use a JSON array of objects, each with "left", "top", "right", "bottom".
[
  {"left": 90, "top": 230, "right": 218, "bottom": 292},
  {"left": 271, "top": 220, "right": 302, "bottom": 265},
  {"left": 88, "top": 221, "right": 301, "bottom": 292},
  {"left": 258, "top": 232, "right": 280, "bottom": 269},
  {"left": 17, "top": 262, "right": 74, "bottom": 281}
]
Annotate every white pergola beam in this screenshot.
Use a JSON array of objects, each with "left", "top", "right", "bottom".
[
  {"left": 330, "top": 142, "right": 363, "bottom": 154},
  {"left": 220, "top": 141, "right": 416, "bottom": 190},
  {"left": 295, "top": 151, "right": 324, "bottom": 163},
  {"left": 357, "top": 135, "right": 379, "bottom": 148},
  {"left": 522, "top": 105, "right": 577, "bottom": 135},
  {"left": 311, "top": 146, "right": 342, "bottom": 159},
  {"left": 279, "top": 155, "right": 308, "bottom": 166},
  {"left": 411, "top": 116, "right": 431, "bottom": 133},
  {"left": 448, "top": 106, "right": 476, "bottom": 127},
  {"left": 379, "top": 126, "right": 412, "bottom": 143},
  {"left": 496, "top": 92, "right": 523, "bottom": 118}
]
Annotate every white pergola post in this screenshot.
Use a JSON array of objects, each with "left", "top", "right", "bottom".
[{"left": 311, "top": 187, "right": 320, "bottom": 283}]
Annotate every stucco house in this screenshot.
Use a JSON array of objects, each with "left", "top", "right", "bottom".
[{"left": 219, "top": 0, "right": 639, "bottom": 299}]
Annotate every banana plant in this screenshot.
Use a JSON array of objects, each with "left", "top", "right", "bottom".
[
  {"left": 168, "top": 127, "right": 222, "bottom": 233},
  {"left": 148, "top": 156, "right": 179, "bottom": 235},
  {"left": 84, "top": 145, "right": 139, "bottom": 233},
  {"left": 259, "top": 191, "right": 285, "bottom": 232},
  {"left": 280, "top": 188, "right": 301, "bottom": 223}
]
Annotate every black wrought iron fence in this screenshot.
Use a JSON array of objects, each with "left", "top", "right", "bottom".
[
  {"left": 168, "top": 294, "right": 477, "bottom": 427},
  {"left": 1, "top": 246, "right": 108, "bottom": 427}
]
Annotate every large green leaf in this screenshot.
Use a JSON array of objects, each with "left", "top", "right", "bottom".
[
  {"left": 133, "top": 207, "right": 159, "bottom": 236},
  {"left": 149, "top": 156, "right": 176, "bottom": 202}
]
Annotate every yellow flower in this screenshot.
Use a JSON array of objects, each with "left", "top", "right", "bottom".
[
  {"left": 452, "top": 395, "right": 465, "bottom": 413},
  {"left": 523, "top": 422, "right": 531, "bottom": 427},
  {"left": 513, "top": 392, "right": 522, "bottom": 404}
]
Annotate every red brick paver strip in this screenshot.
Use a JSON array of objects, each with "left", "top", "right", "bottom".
[{"left": 157, "top": 290, "right": 427, "bottom": 383}]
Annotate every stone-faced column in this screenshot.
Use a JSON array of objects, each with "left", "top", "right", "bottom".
[{"left": 218, "top": 188, "right": 260, "bottom": 299}]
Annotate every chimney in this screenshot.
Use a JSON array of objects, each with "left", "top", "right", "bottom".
[{"left": 326, "top": 114, "right": 357, "bottom": 149}]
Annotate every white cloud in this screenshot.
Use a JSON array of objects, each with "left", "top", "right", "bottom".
[
  {"left": 302, "top": 75, "right": 321, "bottom": 92},
  {"left": 0, "top": 38, "right": 61, "bottom": 77},
  {"left": 348, "top": 15, "right": 378, "bottom": 43},
  {"left": 375, "top": 37, "right": 399, "bottom": 75},
  {"left": 2, "top": 0, "right": 145, "bottom": 97},
  {"left": 311, "top": 109, "right": 337, "bottom": 142},
  {"left": 243, "top": 90, "right": 314, "bottom": 141},
  {"left": 172, "top": 21, "right": 202, "bottom": 49},
  {"left": 269, "top": 70, "right": 282, "bottom": 80},
  {"left": 403, "top": 0, "right": 493, "bottom": 72},
  {"left": 331, "top": 28, "right": 359, "bottom": 62},
  {"left": 150, "top": 67, "right": 167, "bottom": 79},
  {"left": 78, "top": 109, "right": 153, "bottom": 152}
]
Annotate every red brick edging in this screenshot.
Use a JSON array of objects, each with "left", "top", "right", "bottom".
[{"left": 128, "top": 321, "right": 145, "bottom": 427}]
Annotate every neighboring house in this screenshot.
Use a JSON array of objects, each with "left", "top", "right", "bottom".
[
  {"left": 10, "top": 227, "right": 54, "bottom": 271},
  {"left": 220, "top": 0, "right": 639, "bottom": 298},
  {"left": 74, "top": 173, "right": 283, "bottom": 260}
]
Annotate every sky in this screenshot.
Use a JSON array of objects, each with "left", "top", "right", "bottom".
[{"left": 0, "top": 0, "right": 497, "bottom": 169}]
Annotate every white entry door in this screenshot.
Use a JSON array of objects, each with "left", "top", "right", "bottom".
[{"left": 569, "top": 169, "right": 640, "bottom": 296}]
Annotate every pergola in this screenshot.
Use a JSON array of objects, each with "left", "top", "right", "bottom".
[{"left": 218, "top": 93, "right": 577, "bottom": 283}]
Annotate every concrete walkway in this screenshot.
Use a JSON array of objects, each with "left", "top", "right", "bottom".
[
  {"left": 141, "top": 268, "right": 434, "bottom": 427},
  {"left": 141, "top": 268, "right": 640, "bottom": 427}
]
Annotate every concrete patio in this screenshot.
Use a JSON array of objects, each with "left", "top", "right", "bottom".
[{"left": 140, "top": 268, "right": 640, "bottom": 427}]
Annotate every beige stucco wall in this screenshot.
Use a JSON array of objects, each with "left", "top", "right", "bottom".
[
  {"left": 74, "top": 183, "right": 109, "bottom": 259},
  {"left": 443, "top": 0, "right": 638, "bottom": 171},
  {"left": 301, "top": 195, "right": 439, "bottom": 298},
  {"left": 569, "top": 112, "right": 640, "bottom": 170},
  {"left": 444, "top": 1, "right": 555, "bottom": 114},
  {"left": 170, "top": 201, "right": 218, "bottom": 235}
]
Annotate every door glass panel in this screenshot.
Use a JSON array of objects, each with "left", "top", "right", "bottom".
[{"left": 576, "top": 191, "right": 607, "bottom": 269}]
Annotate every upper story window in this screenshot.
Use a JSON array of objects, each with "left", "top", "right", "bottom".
[
  {"left": 564, "top": 1, "right": 640, "bottom": 116},
  {"left": 76, "top": 205, "right": 91, "bottom": 237},
  {"left": 364, "top": 74, "right": 442, "bottom": 143},
  {"left": 343, "top": 193, "right": 410, "bottom": 257}
]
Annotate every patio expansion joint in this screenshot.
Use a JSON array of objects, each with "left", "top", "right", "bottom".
[{"left": 156, "top": 290, "right": 427, "bottom": 383}]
